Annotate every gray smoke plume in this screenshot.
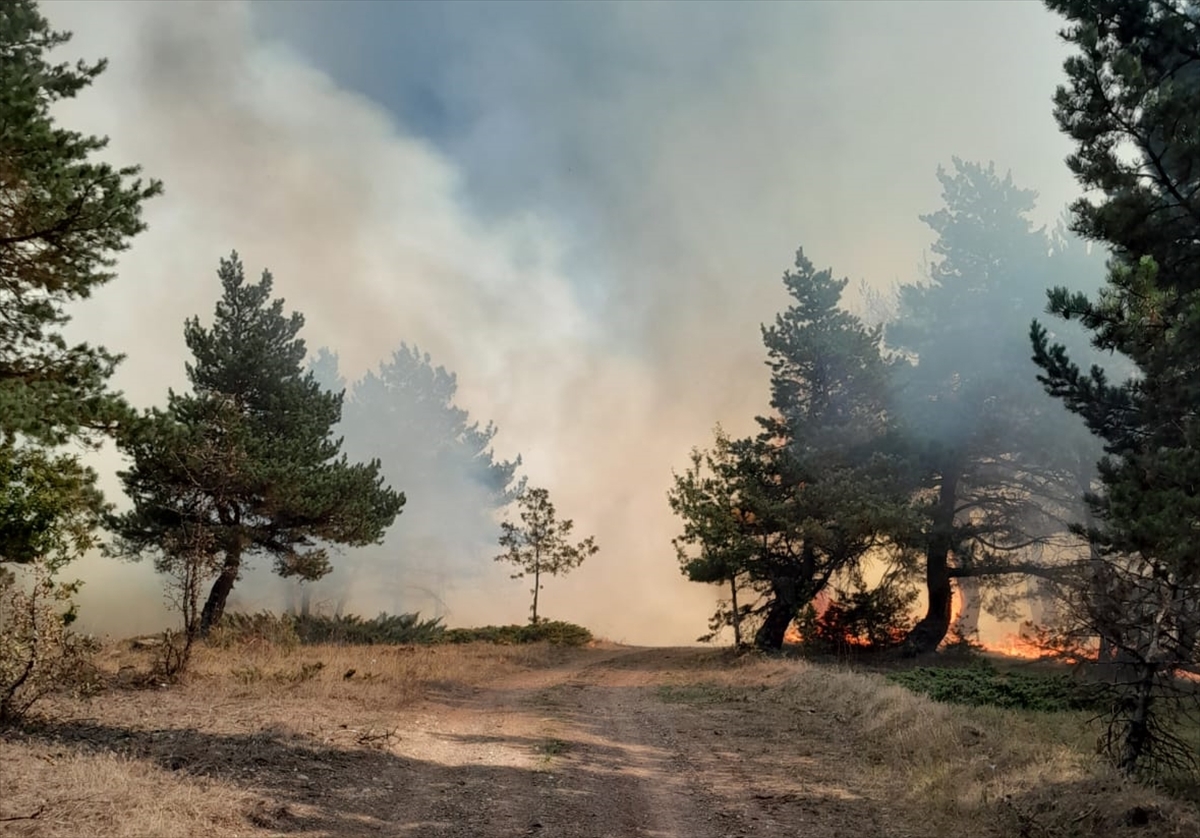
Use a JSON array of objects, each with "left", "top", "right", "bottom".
[{"left": 45, "top": 0, "right": 1084, "bottom": 643}]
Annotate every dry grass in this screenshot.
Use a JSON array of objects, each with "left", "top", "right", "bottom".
[
  {"left": 2, "top": 640, "right": 1196, "bottom": 837},
  {"left": 777, "top": 663, "right": 1199, "bottom": 837},
  {"left": 1, "top": 638, "right": 580, "bottom": 838},
  {"left": 0, "top": 743, "right": 253, "bottom": 838}
]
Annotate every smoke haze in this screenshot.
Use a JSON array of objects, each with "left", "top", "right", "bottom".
[{"left": 45, "top": 0, "right": 1086, "bottom": 644}]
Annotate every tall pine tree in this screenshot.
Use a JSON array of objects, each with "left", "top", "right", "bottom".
[
  {"left": 0, "top": 0, "right": 160, "bottom": 571},
  {"left": 1032, "top": 0, "right": 1200, "bottom": 773},
  {"left": 288, "top": 345, "right": 522, "bottom": 617},
  {"left": 671, "top": 249, "right": 911, "bottom": 650},
  {"left": 113, "top": 254, "right": 404, "bottom": 634},
  {"left": 888, "top": 160, "right": 1105, "bottom": 653}
]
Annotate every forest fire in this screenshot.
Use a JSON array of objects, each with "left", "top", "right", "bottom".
[
  {"left": 942, "top": 586, "right": 1097, "bottom": 663},
  {"left": 781, "top": 584, "right": 1097, "bottom": 661}
]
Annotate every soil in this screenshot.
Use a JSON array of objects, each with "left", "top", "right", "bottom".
[
  {"left": 2, "top": 646, "right": 915, "bottom": 837},
  {"left": 245, "top": 646, "right": 905, "bottom": 837}
]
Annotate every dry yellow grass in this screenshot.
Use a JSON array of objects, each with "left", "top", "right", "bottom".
[
  {"left": 1, "top": 639, "right": 580, "bottom": 838},
  {"left": 0, "top": 743, "right": 253, "bottom": 838},
  {"left": 2, "top": 640, "right": 1196, "bottom": 837},
  {"left": 775, "top": 663, "right": 1199, "bottom": 837}
]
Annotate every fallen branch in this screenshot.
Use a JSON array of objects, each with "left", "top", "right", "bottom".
[{"left": 0, "top": 804, "right": 46, "bottom": 822}]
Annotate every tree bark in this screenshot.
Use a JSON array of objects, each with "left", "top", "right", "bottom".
[
  {"left": 955, "top": 575, "right": 981, "bottom": 641},
  {"left": 531, "top": 552, "right": 541, "bottom": 625},
  {"left": 755, "top": 577, "right": 799, "bottom": 650},
  {"left": 902, "top": 466, "right": 960, "bottom": 655},
  {"left": 1119, "top": 662, "right": 1157, "bottom": 774},
  {"left": 199, "top": 547, "right": 242, "bottom": 636},
  {"left": 729, "top": 576, "right": 743, "bottom": 648}
]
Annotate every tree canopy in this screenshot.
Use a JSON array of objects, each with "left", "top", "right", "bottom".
[
  {"left": 287, "top": 344, "right": 523, "bottom": 616},
  {"left": 887, "top": 159, "right": 1106, "bottom": 653},
  {"left": 0, "top": 0, "right": 159, "bottom": 571}
]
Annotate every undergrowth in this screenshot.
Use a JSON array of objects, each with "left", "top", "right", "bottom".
[
  {"left": 444, "top": 620, "right": 593, "bottom": 646},
  {"left": 886, "top": 660, "right": 1108, "bottom": 713},
  {"left": 208, "top": 611, "right": 592, "bottom": 648}
]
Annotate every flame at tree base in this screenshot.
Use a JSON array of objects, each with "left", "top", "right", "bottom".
[{"left": 776, "top": 586, "right": 1191, "bottom": 676}]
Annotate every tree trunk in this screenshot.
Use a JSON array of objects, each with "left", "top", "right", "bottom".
[
  {"left": 729, "top": 576, "right": 743, "bottom": 648},
  {"left": 755, "top": 578, "right": 799, "bottom": 650},
  {"left": 955, "top": 576, "right": 981, "bottom": 641},
  {"left": 1118, "top": 663, "right": 1157, "bottom": 774},
  {"left": 531, "top": 556, "right": 541, "bottom": 625},
  {"left": 199, "top": 548, "right": 242, "bottom": 636},
  {"left": 903, "top": 467, "right": 960, "bottom": 655}
]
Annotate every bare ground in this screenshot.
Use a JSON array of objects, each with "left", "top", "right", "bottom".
[{"left": 2, "top": 644, "right": 1195, "bottom": 837}]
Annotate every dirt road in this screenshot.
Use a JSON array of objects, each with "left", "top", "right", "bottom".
[
  {"left": 8, "top": 643, "right": 1196, "bottom": 837},
  {"left": 346, "top": 647, "right": 902, "bottom": 838},
  {"left": 3, "top": 645, "right": 910, "bottom": 837}
]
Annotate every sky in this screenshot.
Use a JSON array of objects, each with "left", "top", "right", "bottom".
[{"left": 42, "top": 0, "right": 1087, "bottom": 644}]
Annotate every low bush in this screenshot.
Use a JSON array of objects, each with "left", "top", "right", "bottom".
[
  {"left": 207, "top": 611, "right": 300, "bottom": 649},
  {"left": 886, "top": 660, "right": 1108, "bottom": 713},
  {"left": 211, "top": 610, "right": 446, "bottom": 647},
  {"left": 444, "top": 620, "right": 593, "bottom": 647},
  {"left": 292, "top": 612, "right": 446, "bottom": 645},
  {"left": 208, "top": 611, "right": 591, "bottom": 648},
  {"left": 0, "top": 565, "right": 100, "bottom": 723},
  {"left": 795, "top": 581, "right": 917, "bottom": 654}
]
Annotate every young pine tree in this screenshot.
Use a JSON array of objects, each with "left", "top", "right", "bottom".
[
  {"left": 495, "top": 486, "right": 596, "bottom": 624},
  {"left": 888, "top": 160, "right": 1105, "bottom": 654},
  {"left": 113, "top": 253, "right": 405, "bottom": 635}
]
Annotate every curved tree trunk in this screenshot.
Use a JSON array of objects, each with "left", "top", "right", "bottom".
[
  {"left": 199, "top": 548, "right": 242, "bottom": 636},
  {"left": 755, "top": 577, "right": 800, "bottom": 650},
  {"left": 903, "top": 467, "right": 960, "bottom": 655}
]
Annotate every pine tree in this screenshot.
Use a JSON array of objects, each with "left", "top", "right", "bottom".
[
  {"left": 288, "top": 345, "right": 523, "bottom": 617},
  {"left": 0, "top": 0, "right": 160, "bottom": 569},
  {"left": 1032, "top": 0, "right": 1200, "bottom": 774},
  {"left": 495, "top": 486, "right": 596, "bottom": 624},
  {"left": 671, "top": 249, "right": 912, "bottom": 651},
  {"left": 113, "top": 253, "right": 405, "bottom": 635},
  {"left": 668, "top": 427, "right": 757, "bottom": 647},
  {"left": 887, "top": 160, "right": 1105, "bottom": 654},
  {"left": 344, "top": 344, "right": 523, "bottom": 512}
]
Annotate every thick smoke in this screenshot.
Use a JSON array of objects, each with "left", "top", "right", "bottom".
[{"left": 45, "top": 0, "right": 1083, "bottom": 644}]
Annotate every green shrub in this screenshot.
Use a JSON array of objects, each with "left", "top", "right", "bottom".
[
  {"left": 209, "top": 610, "right": 445, "bottom": 647},
  {"left": 292, "top": 612, "right": 445, "bottom": 645},
  {"left": 444, "top": 620, "right": 592, "bottom": 647},
  {"left": 208, "top": 611, "right": 591, "bottom": 648},
  {"left": 207, "top": 611, "right": 300, "bottom": 650},
  {"left": 886, "top": 661, "right": 1108, "bottom": 713},
  {"left": 794, "top": 581, "right": 918, "bottom": 654}
]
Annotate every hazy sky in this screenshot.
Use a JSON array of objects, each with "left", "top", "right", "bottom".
[{"left": 44, "top": 0, "right": 1084, "bottom": 644}]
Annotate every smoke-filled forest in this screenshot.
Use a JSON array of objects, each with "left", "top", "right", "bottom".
[{"left": 2, "top": 1, "right": 1200, "bottom": 835}]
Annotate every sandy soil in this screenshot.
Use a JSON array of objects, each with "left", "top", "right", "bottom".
[
  {"left": 2, "top": 646, "right": 915, "bottom": 837},
  {"left": 400, "top": 646, "right": 906, "bottom": 838}
]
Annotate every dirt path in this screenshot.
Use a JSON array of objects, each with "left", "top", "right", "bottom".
[
  {"left": 371, "top": 647, "right": 902, "bottom": 838},
  {"left": 2, "top": 645, "right": 910, "bottom": 837}
]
